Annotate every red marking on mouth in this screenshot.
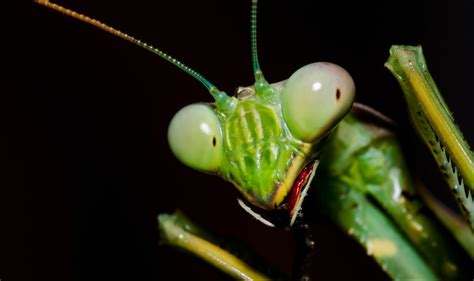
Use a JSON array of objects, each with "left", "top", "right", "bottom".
[{"left": 288, "top": 161, "right": 315, "bottom": 215}]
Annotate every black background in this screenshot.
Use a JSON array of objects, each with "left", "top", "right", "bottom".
[{"left": 6, "top": 0, "right": 474, "bottom": 280}]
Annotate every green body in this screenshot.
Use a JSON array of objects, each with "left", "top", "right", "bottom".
[{"left": 314, "top": 113, "right": 470, "bottom": 281}]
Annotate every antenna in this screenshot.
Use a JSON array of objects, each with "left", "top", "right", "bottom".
[
  {"left": 250, "top": 0, "right": 274, "bottom": 99},
  {"left": 251, "top": 0, "right": 262, "bottom": 76},
  {"left": 35, "top": 0, "right": 232, "bottom": 108}
]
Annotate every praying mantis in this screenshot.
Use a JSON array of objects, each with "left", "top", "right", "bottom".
[{"left": 31, "top": 0, "right": 472, "bottom": 280}]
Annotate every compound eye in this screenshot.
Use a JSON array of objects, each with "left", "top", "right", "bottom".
[
  {"left": 168, "top": 103, "right": 222, "bottom": 173},
  {"left": 281, "top": 62, "right": 355, "bottom": 142}
]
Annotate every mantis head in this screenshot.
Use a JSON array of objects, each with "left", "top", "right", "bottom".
[
  {"left": 167, "top": 1, "right": 355, "bottom": 226},
  {"left": 169, "top": 63, "right": 354, "bottom": 226},
  {"left": 36, "top": 0, "right": 355, "bottom": 227}
]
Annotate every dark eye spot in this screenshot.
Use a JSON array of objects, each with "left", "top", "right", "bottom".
[
  {"left": 212, "top": 137, "right": 216, "bottom": 146},
  {"left": 336, "top": 89, "right": 341, "bottom": 100}
]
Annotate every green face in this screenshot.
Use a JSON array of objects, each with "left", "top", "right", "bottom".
[{"left": 168, "top": 62, "right": 355, "bottom": 211}]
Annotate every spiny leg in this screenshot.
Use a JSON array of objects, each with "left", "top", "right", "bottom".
[{"left": 386, "top": 46, "right": 474, "bottom": 231}]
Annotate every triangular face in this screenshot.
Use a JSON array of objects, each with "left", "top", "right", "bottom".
[{"left": 220, "top": 85, "right": 317, "bottom": 211}]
